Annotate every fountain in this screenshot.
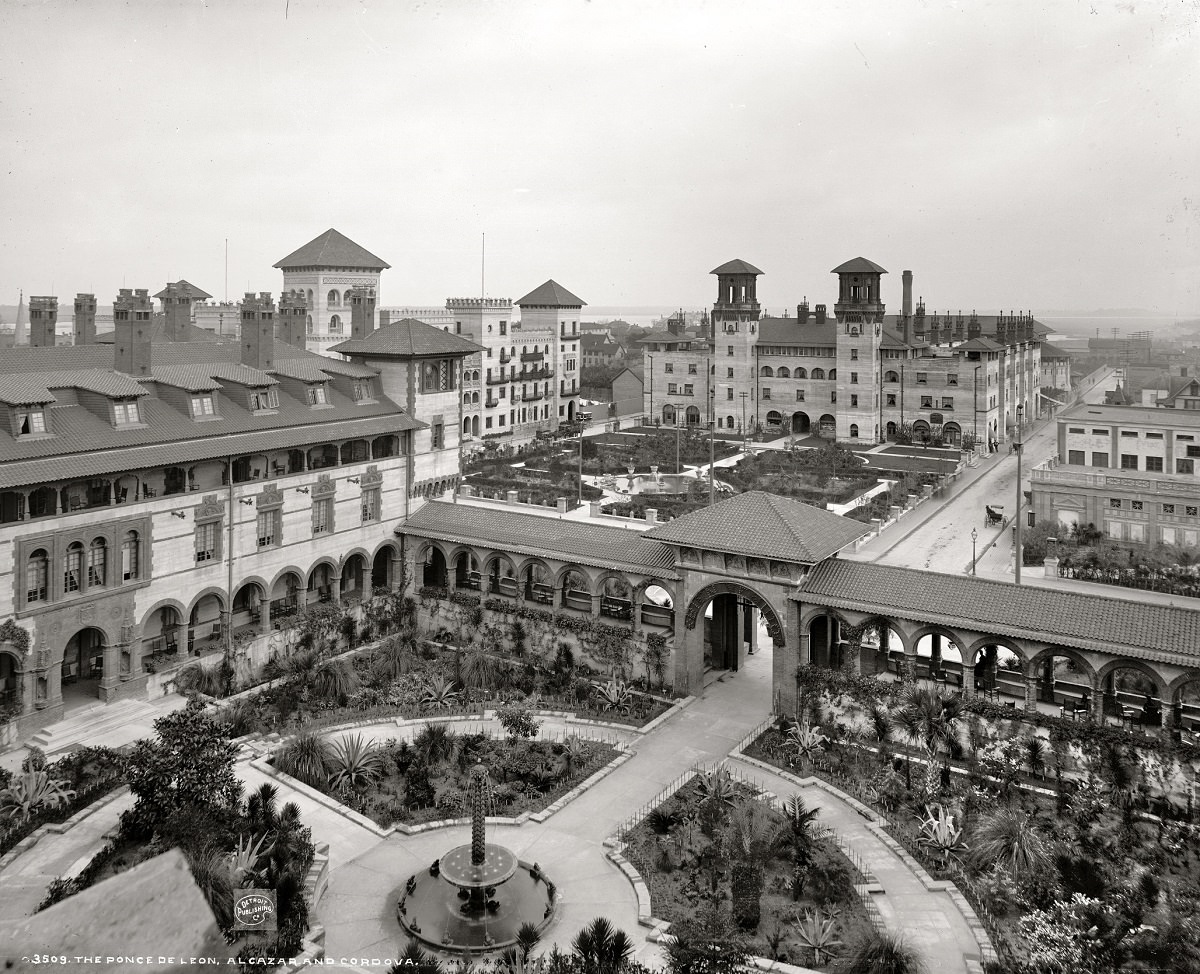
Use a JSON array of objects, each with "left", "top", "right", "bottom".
[{"left": 397, "top": 763, "right": 556, "bottom": 952}]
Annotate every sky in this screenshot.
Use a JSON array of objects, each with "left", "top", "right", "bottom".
[{"left": 0, "top": 0, "right": 1197, "bottom": 317}]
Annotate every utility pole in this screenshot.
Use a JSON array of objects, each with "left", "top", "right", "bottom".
[
  {"left": 709, "top": 388, "right": 716, "bottom": 507},
  {"left": 578, "top": 430, "right": 584, "bottom": 507},
  {"left": 739, "top": 391, "right": 748, "bottom": 452},
  {"left": 1014, "top": 403, "right": 1024, "bottom": 584}
]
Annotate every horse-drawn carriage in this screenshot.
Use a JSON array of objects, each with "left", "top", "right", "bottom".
[{"left": 984, "top": 504, "right": 1004, "bottom": 527}]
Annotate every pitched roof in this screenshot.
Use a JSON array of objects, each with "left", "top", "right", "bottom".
[
  {"left": 1039, "top": 342, "right": 1072, "bottom": 360},
  {"left": 797, "top": 560, "right": 1200, "bottom": 669},
  {"left": 955, "top": 336, "right": 1006, "bottom": 352},
  {"left": 644, "top": 491, "right": 868, "bottom": 563},
  {"left": 515, "top": 280, "right": 587, "bottom": 307},
  {"left": 831, "top": 258, "right": 888, "bottom": 275},
  {"left": 273, "top": 229, "right": 390, "bottom": 270},
  {"left": 95, "top": 320, "right": 234, "bottom": 344},
  {"left": 758, "top": 316, "right": 838, "bottom": 346},
  {"left": 400, "top": 500, "right": 678, "bottom": 577},
  {"left": 710, "top": 259, "right": 764, "bottom": 276},
  {"left": 0, "top": 369, "right": 149, "bottom": 406},
  {"left": 152, "top": 280, "right": 212, "bottom": 300},
  {"left": 329, "top": 319, "right": 483, "bottom": 358}
]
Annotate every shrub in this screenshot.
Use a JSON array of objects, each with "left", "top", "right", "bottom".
[
  {"left": 273, "top": 731, "right": 332, "bottom": 788},
  {"left": 498, "top": 702, "right": 541, "bottom": 740}
]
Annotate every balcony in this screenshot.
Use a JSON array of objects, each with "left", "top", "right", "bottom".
[
  {"left": 525, "top": 392, "right": 544, "bottom": 403},
  {"left": 487, "top": 374, "right": 510, "bottom": 386},
  {"left": 485, "top": 398, "right": 499, "bottom": 409},
  {"left": 499, "top": 353, "right": 511, "bottom": 364},
  {"left": 521, "top": 351, "right": 544, "bottom": 363}
]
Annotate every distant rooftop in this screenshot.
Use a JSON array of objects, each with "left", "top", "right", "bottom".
[{"left": 274, "top": 228, "right": 390, "bottom": 270}]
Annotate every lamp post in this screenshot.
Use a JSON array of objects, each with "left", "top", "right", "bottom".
[
  {"left": 971, "top": 527, "right": 978, "bottom": 575},
  {"left": 709, "top": 387, "right": 716, "bottom": 507},
  {"left": 973, "top": 364, "right": 981, "bottom": 450},
  {"left": 577, "top": 428, "right": 584, "bottom": 507},
  {"left": 1014, "top": 403, "right": 1024, "bottom": 585},
  {"left": 739, "top": 391, "right": 749, "bottom": 452}
]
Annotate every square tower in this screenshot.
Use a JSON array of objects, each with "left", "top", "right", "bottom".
[
  {"left": 241, "top": 292, "right": 276, "bottom": 370},
  {"left": 29, "top": 296, "right": 58, "bottom": 347},
  {"left": 73, "top": 293, "right": 97, "bottom": 345},
  {"left": 113, "top": 288, "right": 154, "bottom": 376},
  {"left": 832, "top": 258, "right": 887, "bottom": 442}
]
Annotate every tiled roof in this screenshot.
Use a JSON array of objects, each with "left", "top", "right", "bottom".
[
  {"left": 329, "top": 319, "right": 484, "bottom": 358},
  {"left": 831, "top": 257, "right": 888, "bottom": 275},
  {"left": 710, "top": 259, "right": 764, "bottom": 275},
  {"left": 271, "top": 360, "right": 335, "bottom": 383},
  {"left": 635, "top": 330, "right": 695, "bottom": 345},
  {"left": 95, "top": 321, "right": 234, "bottom": 344},
  {"left": 1040, "top": 342, "right": 1072, "bottom": 360},
  {"left": 400, "top": 501, "right": 678, "bottom": 577},
  {"left": 152, "top": 280, "right": 212, "bottom": 300},
  {"left": 273, "top": 229, "right": 390, "bottom": 270},
  {"left": 879, "top": 326, "right": 911, "bottom": 350},
  {"left": 954, "top": 337, "right": 1006, "bottom": 352},
  {"left": 298, "top": 356, "right": 379, "bottom": 379},
  {"left": 644, "top": 491, "right": 868, "bottom": 564},
  {"left": 797, "top": 560, "right": 1200, "bottom": 668},
  {"left": 758, "top": 316, "right": 837, "bottom": 346},
  {"left": 0, "top": 369, "right": 149, "bottom": 406},
  {"left": 516, "top": 280, "right": 587, "bottom": 307}
]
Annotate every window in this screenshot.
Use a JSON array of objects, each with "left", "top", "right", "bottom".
[
  {"left": 668, "top": 382, "right": 678, "bottom": 395},
  {"left": 250, "top": 388, "right": 279, "bottom": 411},
  {"left": 1146, "top": 456, "right": 1164, "bottom": 472},
  {"left": 851, "top": 394, "right": 859, "bottom": 407},
  {"left": 1189, "top": 506, "right": 1199, "bottom": 517},
  {"left": 195, "top": 522, "right": 218, "bottom": 563},
  {"left": 1178, "top": 459, "right": 1195, "bottom": 475},
  {"left": 191, "top": 395, "right": 215, "bottom": 417},
  {"left": 1147, "top": 431, "right": 1164, "bottom": 439},
  {"left": 916, "top": 372, "right": 928, "bottom": 385},
  {"left": 1120, "top": 454, "right": 1138, "bottom": 470},
  {"left": 308, "top": 384, "right": 329, "bottom": 405},
  {"left": 122, "top": 531, "right": 139, "bottom": 581},
  {"left": 941, "top": 398, "right": 954, "bottom": 410},
  {"left": 726, "top": 389, "right": 734, "bottom": 400},
  {"left": 727, "top": 346, "right": 734, "bottom": 356},
  {"left": 1106, "top": 521, "right": 1123, "bottom": 540},
  {"left": 886, "top": 393, "right": 896, "bottom": 407},
  {"left": 1110, "top": 499, "right": 1121, "bottom": 510},
  {"left": 1163, "top": 503, "right": 1176, "bottom": 515},
  {"left": 361, "top": 489, "right": 381, "bottom": 524},
  {"left": 1131, "top": 500, "right": 1144, "bottom": 511},
  {"left": 797, "top": 390, "right": 806, "bottom": 402},
  {"left": 63, "top": 542, "right": 83, "bottom": 592},
  {"left": 947, "top": 374, "right": 958, "bottom": 386},
  {"left": 1092, "top": 429, "right": 1108, "bottom": 436},
  {"left": 1068, "top": 426, "right": 1084, "bottom": 434},
  {"left": 18, "top": 408, "right": 47, "bottom": 435},
  {"left": 1092, "top": 452, "right": 1109, "bottom": 467},
  {"left": 664, "top": 363, "right": 674, "bottom": 373},
  {"left": 851, "top": 349, "right": 859, "bottom": 360},
  {"left": 312, "top": 498, "right": 333, "bottom": 535},
  {"left": 850, "top": 424, "right": 859, "bottom": 437},
  {"left": 884, "top": 371, "right": 899, "bottom": 383},
  {"left": 431, "top": 423, "right": 444, "bottom": 449},
  {"left": 256, "top": 511, "right": 278, "bottom": 548},
  {"left": 921, "top": 396, "right": 933, "bottom": 408},
  {"left": 87, "top": 538, "right": 106, "bottom": 587},
  {"left": 1068, "top": 449, "right": 1085, "bottom": 464},
  {"left": 113, "top": 401, "right": 140, "bottom": 425},
  {"left": 688, "top": 363, "right": 697, "bottom": 375},
  {"left": 727, "top": 368, "right": 734, "bottom": 378},
  {"left": 762, "top": 388, "right": 771, "bottom": 400},
  {"left": 26, "top": 549, "right": 48, "bottom": 603},
  {"left": 683, "top": 384, "right": 694, "bottom": 396},
  {"left": 1189, "top": 446, "right": 1200, "bottom": 458},
  {"left": 831, "top": 391, "right": 837, "bottom": 403},
  {"left": 760, "top": 366, "right": 774, "bottom": 377},
  {"left": 1121, "top": 430, "right": 1139, "bottom": 438},
  {"left": 850, "top": 372, "right": 858, "bottom": 384},
  {"left": 1130, "top": 523, "right": 1145, "bottom": 543}
]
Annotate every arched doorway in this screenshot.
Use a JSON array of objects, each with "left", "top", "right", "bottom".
[
  {"left": 62, "top": 627, "right": 105, "bottom": 702},
  {"left": 421, "top": 545, "right": 447, "bottom": 589},
  {"left": 454, "top": 551, "right": 481, "bottom": 591},
  {"left": 486, "top": 555, "right": 517, "bottom": 598},
  {"left": 663, "top": 404, "right": 677, "bottom": 425},
  {"left": 340, "top": 553, "right": 368, "bottom": 601},
  {"left": 372, "top": 547, "right": 396, "bottom": 591},
  {"left": 232, "top": 582, "right": 265, "bottom": 634},
  {"left": 567, "top": 400, "right": 576, "bottom": 421},
  {"left": 522, "top": 561, "right": 552, "bottom": 604},
  {"left": 188, "top": 593, "right": 224, "bottom": 655},
  {"left": 685, "top": 405, "right": 701, "bottom": 426},
  {"left": 0, "top": 648, "right": 21, "bottom": 715},
  {"left": 818, "top": 413, "right": 836, "bottom": 438},
  {"left": 792, "top": 411, "right": 810, "bottom": 434},
  {"left": 560, "top": 569, "right": 590, "bottom": 612},
  {"left": 1028, "top": 648, "right": 1094, "bottom": 714},
  {"left": 271, "top": 571, "right": 303, "bottom": 624},
  {"left": 967, "top": 641, "right": 1024, "bottom": 700},
  {"left": 684, "top": 581, "right": 783, "bottom": 674},
  {"left": 1098, "top": 662, "right": 1165, "bottom": 730}
]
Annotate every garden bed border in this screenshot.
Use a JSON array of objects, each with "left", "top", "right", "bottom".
[{"left": 0, "top": 785, "right": 130, "bottom": 876}]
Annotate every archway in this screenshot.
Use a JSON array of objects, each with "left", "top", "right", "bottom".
[
  {"left": 765, "top": 410, "right": 783, "bottom": 428},
  {"left": 663, "top": 404, "right": 677, "bottom": 425},
  {"left": 232, "top": 581, "right": 265, "bottom": 634},
  {"left": 0, "top": 648, "right": 22, "bottom": 714},
  {"left": 1027, "top": 647, "right": 1095, "bottom": 715},
  {"left": 640, "top": 582, "right": 674, "bottom": 630},
  {"left": 308, "top": 562, "right": 336, "bottom": 603},
  {"left": 567, "top": 400, "right": 576, "bottom": 421},
  {"left": 600, "top": 576, "right": 632, "bottom": 622},
  {"left": 1168, "top": 674, "right": 1200, "bottom": 736},
  {"left": 372, "top": 546, "right": 396, "bottom": 591},
  {"left": 188, "top": 593, "right": 225, "bottom": 655},
  {"left": 886, "top": 421, "right": 898, "bottom": 440},
  {"left": 522, "top": 561, "right": 552, "bottom": 604},
  {"left": 967, "top": 640, "right": 1024, "bottom": 700},
  {"left": 855, "top": 617, "right": 907, "bottom": 678},
  {"left": 684, "top": 581, "right": 783, "bottom": 673},
  {"left": 685, "top": 405, "right": 701, "bottom": 425},
  {"left": 1096, "top": 661, "right": 1166, "bottom": 730},
  {"left": 340, "top": 553, "right": 368, "bottom": 601},
  {"left": 486, "top": 554, "right": 517, "bottom": 598},
  {"left": 62, "top": 627, "right": 106, "bottom": 702},
  {"left": 560, "top": 568, "right": 590, "bottom": 611},
  {"left": 454, "top": 551, "right": 481, "bottom": 591},
  {"left": 421, "top": 544, "right": 448, "bottom": 589},
  {"left": 818, "top": 414, "right": 836, "bottom": 438},
  {"left": 792, "top": 411, "right": 810, "bottom": 434},
  {"left": 271, "top": 571, "right": 303, "bottom": 622}
]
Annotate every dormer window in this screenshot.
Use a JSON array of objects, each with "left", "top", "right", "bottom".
[
  {"left": 307, "top": 383, "right": 329, "bottom": 406},
  {"left": 249, "top": 388, "right": 279, "bottom": 412},
  {"left": 191, "top": 394, "right": 216, "bottom": 418},
  {"left": 17, "top": 407, "right": 48, "bottom": 436},
  {"left": 352, "top": 378, "right": 376, "bottom": 401},
  {"left": 113, "top": 399, "right": 141, "bottom": 426}
]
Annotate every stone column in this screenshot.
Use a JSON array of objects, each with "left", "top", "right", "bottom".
[
  {"left": 590, "top": 592, "right": 602, "bottom": 619},
  {"left": 961, "top": 660, "right": 974, "bottom": 694},
  {"left": 391, "top": 550, "right": 405, "bottom": 592},
  {"left": 1024, "top": 674, "right": 1038, "bottom": 712},
  {"left": 747, "top": 606, "right": 758, "bottom": 655},
  {"left": 632, "top": 593, "right": 643, "bottom": 633},
  {"left": 259, "top": 597, "right": 271, "bottom": 633}
]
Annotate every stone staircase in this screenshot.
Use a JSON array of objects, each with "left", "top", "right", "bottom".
[{"left": 27, "top": 698, "right": 169, "bottom": 757}]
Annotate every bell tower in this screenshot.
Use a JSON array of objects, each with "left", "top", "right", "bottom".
[
  {"left": 710, "top": 259, "right": 763, "bottom": 430},
  {"left": 832, "top": 257, "right": 887, "bottom": 442}
]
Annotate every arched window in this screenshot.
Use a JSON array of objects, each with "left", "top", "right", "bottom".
[
  {"left": 828, "top": 369, "right": 837, "bottom": 380},
  {"left": 329, "top": 314, "right": 341, "bottom": 333},
  {"left": 343, "top": 289, "right": 354, "bottom": 305},
  {"left": 811, "top": 368, "right": 825, "bottom": 380},
  {"left": 760, "top": 366, "right": 774, "bottom": 377},
  {"left": 850, "top": 424, "right": 859, "bottom": 438},
  {"left": 464, "top": 418, "right": 471, "bottom": 434},
  {"left": 27, "top": 548, "right": 48, "bottom": 603},
  {"left": 305, "top": 314, "right": 313, "bottom": 334},
  {"left": 726, "top": 416, "right": 735, "bottom": 428},
  {"left": 306, "top": 289, "right": 313, "bottom": 307},
  {"left": 88, "top": 538, "right": 107, "bottom": 588},
  {"left": 122, "top": 531, "right": 139, "bottom": 581},
  {"left": 795, "top": 367, "right": 807, "bottom": 379},
  {"left": 778, "top": 366, "right": 791, "bottom": 378},
  {"left": 885, "top": 370, "right": 899, "bottom": 383},
  {"left": 64, "top": 542, "right": 83, "bottom": 593},
  {"left": 464, "top": 393, "right": 471, "bottom": 405},
  {"left": 327, "top": 290, "right": 340, "bottom": 307}
]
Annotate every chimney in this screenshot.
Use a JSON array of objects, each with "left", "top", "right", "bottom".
[
  {"left": 902, "top": 270, "right": 913, "bottom": 317},
  {"left": 350, "top": 286, "right": 376, "bottom": 340},
  {"left": 797, "top": 298, "right": 810, "bottom": 323},
  {"left": 277, "top": 289, "right": 307, "bottom": 348},
  {"left": 73, "top": 293, "right": 97, "bottom": 345},
  {"left": 914, "top": 298, "right": 926, "bottom": 342},
  {"left": 114, "top": 288, "right": 153, "bottom": 376},
  {"left": 815, "top": 303, "right": 827, "bottom": 324},
  {"left": 29, "top": 296, "right": 58, "bottom": 347},
  {"left": 379, "top": 309, "right": 391, "bottom": 328},
  {"left": 161, "top": 282, "right": 192, "bottom": 341},
  {"left": 967, "top": 310, "right": 981, "bottom": 340},
  {"left": 240, "top": 292, "right": 276, "bottom": 370},
  {"left": 1023, "top": 311, "right": 1034, "bottom": 342}
]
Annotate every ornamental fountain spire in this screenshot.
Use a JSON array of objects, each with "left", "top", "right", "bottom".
[{"left": 470, "top": 763, "right": 490, "bottom": 866}]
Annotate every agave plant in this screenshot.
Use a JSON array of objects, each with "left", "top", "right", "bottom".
[
  {"left": 694, "top": 766, "right": 737, "bottom": 808},
  {"left": 917, "top": 804, "right": 968, "bottom": 863},
  {"left": 786, "top": 722, "right": 830, "bottom": 767},
  {"left": 326, "top": 733, "right": 385, "bottom": 794},
  {"left": 0, "top": 769, "right": 76, "bottom": 824},
  {"left": 421, "top": 674, "right": 461, "bottom": 713},
  {"left": 796, "top": 908, "right": 843, "bottom": 966},
  {"left": 227, "top": 832, "right": 274, "bottom": 887},
  {"left": 591, "top": 678, "right": 633, "bottom": 713}
]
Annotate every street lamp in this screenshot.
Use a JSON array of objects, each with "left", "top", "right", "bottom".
[{"left": 971, "top": 527, "right": 978, "bottom": 575}]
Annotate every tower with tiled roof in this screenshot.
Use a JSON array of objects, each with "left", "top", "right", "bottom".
[
  {"left": 274, "top": 229, "right": 389, "bottom": 355},
  {"left": 710, "top": 260, "right": 763, "bottom": 433},
  {"left": 515, "top": 280, "right": 585, "bottom": 429},
  {"left": 832, "top": 257, "right": 887, "bottom": 442}
]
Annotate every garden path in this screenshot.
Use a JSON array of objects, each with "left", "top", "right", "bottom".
[{"left": 726, "top": 755, "right": 983, "bottom": 973}]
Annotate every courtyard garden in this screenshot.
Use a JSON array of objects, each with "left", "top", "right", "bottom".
[{"left": 745, "top": 668, "right": 1200, "bottom": 973}]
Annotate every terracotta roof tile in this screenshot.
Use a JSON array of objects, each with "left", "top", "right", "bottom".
[
  {"left": 831, "top": 257, "right": 888, "bottom": 275},
  {"left": 152, "top": 280, "right": 213, "bottom": 300},
  {"left": 273, "top": 229, "right": 390, "bottom": 270},
  {"left": 329, "top": 319, "right": 483, "bottom": 358},
  {"left": 710, "top": 259, "right": 764, "bottom": 275},
  {"left": 644, "top": 491, "right": 868, "bottom": 564},
  {"left": 797, "top": 560, "right": 1200, "bottom": 668},
  {"left": 401, "top": 501, "right": 677, "bottom": 577},
  {"left": 515, "top": 280, "right": 587, "bottom": 307}
]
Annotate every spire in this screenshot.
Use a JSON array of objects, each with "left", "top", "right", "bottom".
[{"left": 13, "top": 290, "right": 25, "bottom": 346}]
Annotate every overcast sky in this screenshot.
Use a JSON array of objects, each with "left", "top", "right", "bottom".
[{"left": 1, "top": 0, "right": 1197, "bottom": 316}]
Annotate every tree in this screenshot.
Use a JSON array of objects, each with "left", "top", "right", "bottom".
[
  {"left": 781, "top": 792, "right": 827, "bottom": 867},
  {"left": 663, "top": 903, "right": 750, "bottom": 974},
  {"left": 497, "top": 702, "right": 541, "bottom": 740},
  {"left": 273, "top": 731, "right": 331, "bottom": 788},
  {"left": 375, "top": 625, "right": 420, "bottom": 680},
  {"left": 125, "top": 701, "right": 240, "bottom": 830},
  {"left": 841, "top": 928, "right": 926, "bottom": 974},
  {"left": 572, "top": 916, "right": 634, "bottom": 974},
  {"left": 720, "top": 799, "right": 786, "bottom": 931},
  {"left": 968, "top": 806, "right": 1053, "bottom": 878}
]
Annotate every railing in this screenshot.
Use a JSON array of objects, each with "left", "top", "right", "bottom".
[
  {"left": 486, "top": 374, "right": 509, "bottom": 386},
  {"left": 601, "top": 596, "right": 633, "bottom": 621},
  {"left": 640, "top": 604, "right": 674, "bottom": 628},
  {"left": 520, "top": 351, "right": 544, "bottom": 362},
  {"left": 456, "top": 572, "right": 481, "bottom": 591}
]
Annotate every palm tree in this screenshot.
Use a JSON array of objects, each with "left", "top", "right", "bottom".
[
  {"left": 183, "top": 843, "right": 236, "bottom": 930},
  {"left": 869, "top": 704, "right": 894, "bottom": 765},
  {"left": 311, "top": 657, "right": 357, "bottom": 708},
  {"left": 460, "top": 639, "right": 499, "bottom": 696},
  {"left": 895, "top": 686, "right": 964, "bottom": 758},
  {"left": 390, "top": 940, "right": 442, "bottom": 974},
  {"left": 375, "top": 626, "right": 420, "bottom": 680},
  {"left": 0, "top": 770, "right": 76, "bottom": 824},
  {"left": 326, "top": 733, "right": 385, "bottom": 794},
  {"left": 782, "top": 793, "right": 828, "bottom": 867},
  {"left": 272, "top": 731, "right": 331, "bottom": 788},
  {"left": 842, "top": 928, "right": 926, "bottom": 974},
  {"left": 720, "top": 799, "right": 786, "bottom": 931},
  {"left": 246, "top": 782, "right": 279, "bottom": 833},
  {"left": 413, "top": 722, "right": 456, "bottom": 765},
  {"left": 515, "top": 921, "right": 542, "bottom": 962},
  {"left": 967, "top": 806, "right": 1053, "bottom": 877},
  {"left": 572, "top": 916, "right": 633, "bottom": 974}
]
